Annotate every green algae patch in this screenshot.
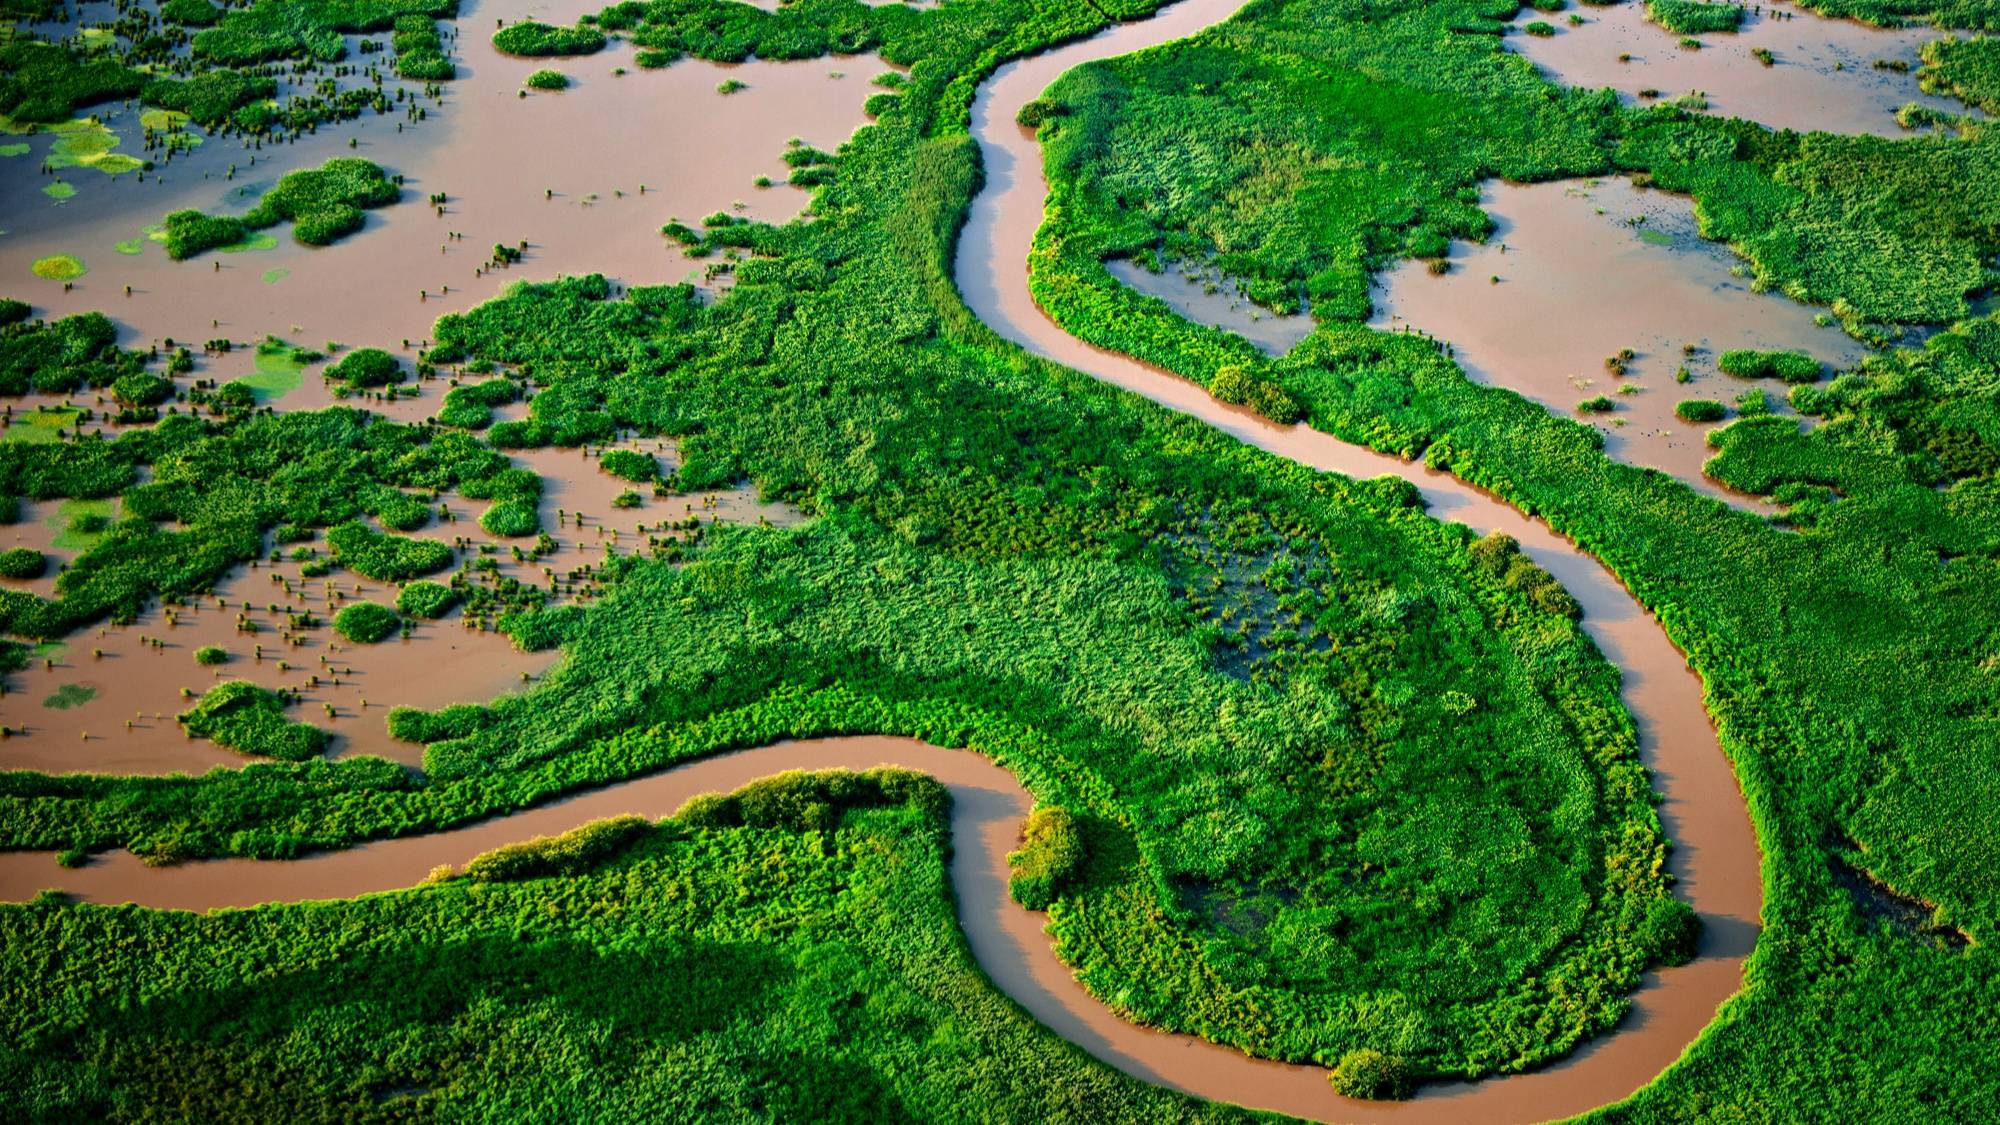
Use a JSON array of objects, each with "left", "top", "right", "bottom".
[
  {"left": 0, "top": 142, "right": 26, "bottom": 157},
  {"left": 113, "top": 236, "right": 146, "bottom": 256},
  {"left": 30, "top": 254, "right": 84, "bottom": 279},
  {"left": 1637, "top": 228, "right": 1675, "bottom": 247},
  {"left": 261, "top": 267, "right": 289, "bottom": 284},
  {"left": 220, "top": 231, "right": 280, "bottom": 253},
  {"left": 41, "top": 682, "right": 95, "bottom": 710},
  {"left": 44, "top": 120, "right": 142, "bottom": 176},
  {"left": 40, "top": 181, "right": 75, "bottom": 201},
  {"left": 237, "top": 339, "right": 308, "bottom": 400}
]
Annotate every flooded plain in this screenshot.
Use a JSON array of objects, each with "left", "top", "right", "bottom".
[
  {"left": 1509, "top": 0, "right": 1969, "bottom": 136},
  {"left": 962, "top": 0, "right": 1761, "bottom": 1117},
  {"left": 1105, "top": 258, "right": 1316, "bottom": 355},
  {"left": 1373, "top": 176, "right": 1867, "bottom": 506}
]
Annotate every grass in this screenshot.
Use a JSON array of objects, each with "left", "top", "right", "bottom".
[
  {"left": 0, "top": 772, "right": 1242, "bottom": 1122},
  {"left": 1918, "top": 34, "right": 2000, "bottom": 114},
  {"left": 492, "top": 20, "right": 606, "bottom": 57}
]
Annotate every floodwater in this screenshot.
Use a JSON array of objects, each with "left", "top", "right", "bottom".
[
  {"left": 1104, "top": 258, "right": 1316, "bottom": 355},
  {"left": 1372, "top": 176, "right": 1867, "bottom": 507},
  {"left": 0, "top": 432, "right": 804, "bottom": 776},
  {"left": 1, "top": 0, "right": 882, "bottom": 369},
  {"left": 958, "top": 0, "right": 1761, "bottom": 1118},
  {"left": 1509, "top": 0, "right": 1967, "bottom": 136}
]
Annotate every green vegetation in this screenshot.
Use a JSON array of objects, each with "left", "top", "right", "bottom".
[
  {"left": 436, "top": 377, "right": 519, "bottom": 429},
  {"left": 0, "top": 547, "right": 45, "bottom": 579},
  {"left": 599, "top": 448, "right": 657, "bottom": 482},
  {"left": 177, "top": 680, "right": 328, "bottom": 760},
  {"left": 161, "top": 159, "right": 400, "bottom": 259},
  {"left": 193, "top": 644, "right": 229, "bottom": 665},
  {"left": 396, "top": 579, "right": 459, "bottom": 619},
  {"left": 0, "top": 772, "right": 1241, "bottom": 1121},
  {"left": 1718, "top": 348, "right": 1822, "bottom": 383},
  {"left": 193, "top": 0, "right": 458, "bottom": 66},
  {"left": 1006, "top": 805, "right": 1084, "bottom": 910},
  {"left": 326, "top": 522, "right": 451, "bottom": 582},
  {"left": 525, "top": 68, "right": 570, "bottom": 91},
  {"left": 29, "top": 255, "right": 86, "bottom": 282},
  {"left": 393, "top": 15, "right": 455, "bottom": 81},
  {"left": 333, "top": 600, "right": 401, "bottom": 643},
  {"left": 142, "top": 70, "right": 277, "bottom": 128},
  {"left": 1646, "top": 0, "right": 1744, "bottom": 34},
  {"left": 0, "top": 41, "right": 146, "bottom": 125},
  {"left": 0, "top": 309, "right": 139, "bottom": 394},
  {"left": 493, "top": 20, "right": 606, "bottom": 57},
  {"left": 1918, "top": 34, "right": 2000, "bottom": 114},
  {"left": 160, "top": 0, "right": 223, "bottom": 25},
  {"left": 1675, "top": 398, "right": 1728, "bottom": 423},
  {"left": 1026, "top": 0, "right": 2000, "bottom": 1114},
  {"left": 324, "top": 346, "right": 405, "bottom": 391},
  {"left": 1328, "top": 1047, "right": 1415, "bottom": 1100}
]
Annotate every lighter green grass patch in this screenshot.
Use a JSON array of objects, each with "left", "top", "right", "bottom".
[
  {"left": 0, "top": 142, "right": 27, "bottom": 157},
  {"left": 239, "top": 340, "right": 306, "bottom": 400},
  {"left": 49, "top": 498, "right": 118, "bottom": 551},
  {"left": 220, "top": 232, "right": 279, "bottom": 254},
  {"left": 6, "top": 406, "right": 80, "bottom": 444},
  {"left": 41, "top": 181, "right": 75, "bottom": 201},
  {"left": 262, "top": 267, "right": 290, "bottom": 284}
]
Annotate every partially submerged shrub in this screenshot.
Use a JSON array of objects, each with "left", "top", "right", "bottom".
[
  {"left": 599, "top": 448, "right": 657, "bottom": 482},
  {"left": 178, "top": 680, "right": 327, "bottom": 760},
  {"left": 493, "top": 21, "right": 605, "bottom": 56},
  {"left": 1719, "top": 348, "right": 1822, "bottom": 384},
  {"left": 1676, "top": 398, "right": 1727, "bottom": 423},
  {"left": 333, "top": 601, "right": 400, "bottom": 643},
  {"left": 0, "top": 548, "right": 45, "bottom": 579},
  {"left": 325, "top": 347, "right": 404, "bottom": 391},
  {"left": 327, "top": 521, "right": 452, "bottom": 581},
  {"left": 525, "top": 69, "right": 569, "bottom": 91},
  {"left": 193, "top": 644, "right": 229, "bottom": 665},
  {"left": 396, "top": 579, "right": 459, "bottom": 619}
]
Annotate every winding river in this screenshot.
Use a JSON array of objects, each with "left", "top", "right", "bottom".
[{"left": 0, "top": 1, "right": 1763, "bottom": 1121}]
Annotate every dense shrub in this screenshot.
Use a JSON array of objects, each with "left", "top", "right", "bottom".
[
  {"left": 1328, "top": 1049, "right": 1415, "bottom": 1100},
  {"left": 325, "top": 347, "right": 404, "bottom": 391},
  {"left": 0, "top": 548, "right": 45, "bottom": 580},
  {"left": 193, "top": 644, "right": 229, "bottom": 665},
  {"left": 326, "top": 522, "right": 452, "bottom": 581},
  {"left": 159, "top": 0, "right": 222, "bottom": 24},
  {"left": 493, "top": 21, "right": 606, "bottom": 56},
  {"left": 525, "top": 69, "right": 569, "bottom": 90},
  {"left": 1719, "top": 349, "right": 1823, "bottom": 384},
  {"left": 461, "top": 814, "right": 650, "bottom": 881},
  {"left": 143, "top": 71, "right": 277, "bottom": 127},
  {"left": 0, "top": 42, "right": 146, "bottom": 124},
  {"left": 599, "top": 449, "right": 657, "bottom": 482},
  {"left": 1647, "top": 0, "right": 1745, "bottom": 33},
  {"left": 1007, "top": 805, "right": 1085, "bottom": 910},
  {"left": 395, "top": 579, "right": 459, "bottom": 619},
  {"left": 386, "top": 701, "right": 493, "bottom": 743},
  {"left": 177, "top": 680, "right": 327, "bottom": 760},
  {"left": 1675, "top": 398, "right": 1727, "bottom": 423},
  {"left": 333, "top": 601, "right": 401, "bottom": 643},
  {"left": 479, "top": 499, "right": 539, "bottom": 537}
]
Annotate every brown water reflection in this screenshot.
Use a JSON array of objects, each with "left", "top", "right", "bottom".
[
  {"left": 1510, "top": 0, "right": 1967, "bottom": 136},
  {"left": 958, "top": 0, "right": 1761, "bottom": 1118},
  {"left": 1372, "top": 176, "right": 1866, "bottom": 509}
]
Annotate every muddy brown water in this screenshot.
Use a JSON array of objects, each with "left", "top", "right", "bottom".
[
  {"left": 1371, "top": 176, "right": 1867, "bottom": 510},
  {"left": 956, "top": 0, "right": 1761, "bottom": 1117},
  {"left": 0, "top": 0, "right": 1761, "bottom": 1120},
  {"left": 1509, "top": 0, "right": 1967, "bottom": 137},
  {"left": 1105, "top": 258, "right": 1317, "bottom": 356}
]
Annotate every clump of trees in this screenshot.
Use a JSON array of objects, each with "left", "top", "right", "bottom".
[
  {"left": 333, "top": 600, "right": 400, "bottom": 643},
  {"left": 1007, "top": 805, "right": 1085, "bottom": 910}
]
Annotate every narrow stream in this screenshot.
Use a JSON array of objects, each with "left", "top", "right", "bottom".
[{"left": 0, "top": 2, "right": 1764, "bottom": 1122}]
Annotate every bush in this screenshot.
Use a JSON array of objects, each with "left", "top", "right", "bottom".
[
  {"left": 480, "top": 499, "right": 539, "bottom": 537},
  {"left": 326, "top": 347, "right": 404, "bottom": 390},
  {"left": 1328, "top": 1048, "right": 1415, "bottom": 1100},
  {"left": 525, "top": 69, "right": 569, "bottom": 90},
  {"left": 193, "top": 644, "right": 228, "bottom": 665},
  {"left": 1647, "top": 0, "right": 1743, "bottom": 33},
  {"left": 396, "top": 579, "right": 459, "bottom": 619},
  {"left": 599, "top": 449, "right": 657, "bottom": 482},
  {"left": 161, "top": 210, "right": 251, "bottom": 261},
  {"left": 160, "top": 0, "right": 222, "bottom": 24},
  {"left": 387, "top": 701, "right": 493, "bottom": 743},
  {"left": 462, "top": 815, "right": 650, "bottom": 881},
  {"left": 493, "top": 21, "right": 605, "bottom": 56},
  {"left": 1676, "top": 398, "right": 1727, "bottom": 423},
  {"left": 1718, "top": 349, "right": 1823, "bottom": 384},
  {"left": 327, "top": 522, "right": 453, "bottom": 581},
  {"left": 111, "top": 372, "right": 174, "bottom": 408},
  {"left": 1641, "top": 896, "right": 1703, "bottom": 966},
  {"left": 1007, "top": 805, "right": 1086, "bottom": 910},
  {"left": 1210, "top": 365, "right": 1305, "bottom": 423},
  {"left": 177, "top": 680, "right": 327, "bottom": 760},
  {"left": 0, "top": 548, "right": 45, "bottom": 579},
  {"left": 333, "top": 601, "right": 400, "bottom": 643},
  {"left": 1577, "top": 394, "right": 1615, "bottom": 413}
]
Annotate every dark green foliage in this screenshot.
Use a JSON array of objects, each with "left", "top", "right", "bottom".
[
  {"left": 1676, "top": 398, "right": 1727, "bottom": 423},
  {"left": 396, "top": 579, "right": 459, "bottom": 619},
  {"left": 0, "top": 41, "right": 146, "bottom": 124},
  {"left": 178, "top": 680, "right": 328, "bottom": 760},
  {"left": 1919, "top": 35, "right": 2000, "bottom": 114},
  {"left": 0, "top": 547, "right": 45, "bottom": 579},
  {"left": 436, "top": 377, "right": 519, "bottom": 429},
  {"left": 1718, "top": 348, "right": 1822, "bottom": 383},
  {"left": 525, "top": 68, "right": 569, "bottom": 90},
  {"left": 160, "top": 209, "right": 250, "bottom": 261},
  {"left": 143, "top": 70, "right": 277, "bottom": 128},
  {"left": 161, "top": 159, "right": 399, "bottom": 258},
  {"left": 325, "top": 347, "right": 404, "bottom": 391},
  {"left": 0, "top": 311, "right": 143, "bottom": 396},
  {"left": 478, "top": 499, "right": 538, "bottom": 537},
  {"left": 493, "top": 20, "right": 606, "bottom": 56},
  {"left": 0, "top": 300, "right": 28, "bottom": 327},
  {"left": 1007, "top": 805, "right": 1084, "bottom": 910},
  {"left": 387, "top": 701, "right": 492, "bottom": 743},
  {"left": 1577, "top": 394, "right": 1615, "bottom": 413},
  {"left": 333, "top": 600, "right": 400, "bottom": 643},
  {"left": 111, "top": 372, "right": 174, "bottom": 409},
  {"left": 1647, "top": 0, "right": 1744, "bottom": 34},
  {"left": 327, "top": 522, "right": 451, "bottom": 582},
  {"left": 1523, "top": 19, "right": 1555, "bottom": 34},
  {"left": 160, "top": 0, "right": 223, "bottom": 25},
  {"left": 460, "top": 814, "right": 650, "bottom": 881},
  {"left": 1329, "top": 1048, "right": 1415, "bottom": 1100},
  {"left": 194, "top": 644, "right": 229, "bottom": 665},
  {"left": 598, "top": 448, "right": 657, "bottom": 482},
  {"left": 0, "top": 774, "right": 1239, "bottom": 1122},
  {"left": 393, "top": 15, "right": 455, "bottom": 81},
  {"left": 193, "top": 0, "right": 459, "bottom": 66}
]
